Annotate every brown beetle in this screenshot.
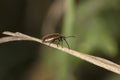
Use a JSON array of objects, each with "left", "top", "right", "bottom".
[{"left": 42, "top": 33, "right": 74, "bottom": 48}]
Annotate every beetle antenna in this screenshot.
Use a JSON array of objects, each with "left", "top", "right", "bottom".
[{"left": 65, "top": 36, "right": 75, "bottom": 38}]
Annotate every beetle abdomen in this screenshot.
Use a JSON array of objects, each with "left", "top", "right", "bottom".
[{"left": 42, "top": 33, "right": 62, "bottom": 42}]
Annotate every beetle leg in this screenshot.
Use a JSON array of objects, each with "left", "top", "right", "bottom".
[
  {"left": 49, "top": 39, "right": 55, "bottom": 46},
  {"left": 60, "top": 38, "right": 63, "bottom": 48},
  {"left": 56, "top": 38, "right": 61, "bottom": 47},
  {"left": 63, "top": 38, "right": 70, "bottom": 49}
]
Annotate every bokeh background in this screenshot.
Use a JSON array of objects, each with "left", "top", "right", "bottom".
[{"left": 0, "top": 0, "right": 120, "bottom": 80}]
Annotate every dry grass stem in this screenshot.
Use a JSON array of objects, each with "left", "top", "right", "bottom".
[{"left": 1, "top": 31, "right": 120, "bottom": 74}]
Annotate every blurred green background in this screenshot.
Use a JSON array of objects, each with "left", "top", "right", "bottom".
[{"left": 0, "top": 0, "right": 120, "bottom": 80}]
